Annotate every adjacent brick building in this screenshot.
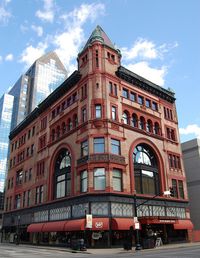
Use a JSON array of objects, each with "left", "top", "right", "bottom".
[{"left": 2, "top": 26, "right": 193, "bottom": 247}]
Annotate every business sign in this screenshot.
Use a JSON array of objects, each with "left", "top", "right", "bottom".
[{"left": 86, "top": 214, "right": 92, "bottom": 228}]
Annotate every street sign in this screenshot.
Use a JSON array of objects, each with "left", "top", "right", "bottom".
[{"left": 135, "top": 222, "right": 140, "bottom": 229}]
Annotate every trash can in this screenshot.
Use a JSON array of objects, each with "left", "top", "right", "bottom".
[
  {"left": 71, "top": 239, "right": 86, "bottom": 251},
  {"left": 142, "top": 238, "right": 155, "bottom": 249}
]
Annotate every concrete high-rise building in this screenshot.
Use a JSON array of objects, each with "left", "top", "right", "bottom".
[
  {"left": 0, "top": 94, "right": 14, "bottom": 192},
  {"left": 9, "top": 51, "right": 67, "bottom": 130},
  {"left": 3, "top": 26, "right": 193, "bottom": 248},
  {"left": 0, "top": 52, "right": 67, "bottom": 192},
  {"left": 182, "top": 138, "right": 200, "bottom": 242}
]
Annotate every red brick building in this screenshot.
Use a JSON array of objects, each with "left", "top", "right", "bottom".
[{"left": 3, "top": 26, "right": 193, "bottom": 248}]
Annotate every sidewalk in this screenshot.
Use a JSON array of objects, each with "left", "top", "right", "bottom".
[
  {"left": 85, "top": 242, "right": 200, "bottom": 255},
  {"left": 1, "top": 241, "right": 200, "bottom": 255}
]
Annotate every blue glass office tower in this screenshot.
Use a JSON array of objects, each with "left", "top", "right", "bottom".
[
  {"left": 9, "top": 51, "right": 67, "bottom": 130},
  {"left": 0, "top": 51, "right": 67, "bottom": 192},
  {"left": 0, "top": 94, "right": 14, "bottom": 192}
]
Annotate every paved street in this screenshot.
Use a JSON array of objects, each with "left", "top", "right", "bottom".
[{"left": 1, "top": 243, "right": 200, "bottom": 258}]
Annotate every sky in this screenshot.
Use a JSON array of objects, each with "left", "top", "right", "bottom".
[{"left": 0, "top": 0, "right": 199, "bottom": 143}]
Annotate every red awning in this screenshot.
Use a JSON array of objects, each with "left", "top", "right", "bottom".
[
  {"left": 64, "top": 219, "right": 85, "bottom": 231},
  {"left": 42, "top": 221, "right": 67, "bottom": 232},
  {"left": 173, "top": 220, "right": 194, "bottom": 230},
  {"left": 140, "top": 218, "right": 176, "bottom": 225},
  {"left": 92, "top": 218, "right": 109, "bottom": 230},
  {"left": 27, "top": 223, "right": 45, "bottom": 233},
  {"left": 111, "top": 218, "right": 135, "bottom": 230}
]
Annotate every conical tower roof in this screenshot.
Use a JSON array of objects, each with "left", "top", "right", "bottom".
[{"left": 80, "top": 25, "right": 117, "bottom": 54}]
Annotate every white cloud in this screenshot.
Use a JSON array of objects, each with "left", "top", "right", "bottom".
[
  {"left": 121, "top": 39, "right": 158, "bottom": 60},
  {"left": 0, "top": 0, "right": 12, "bottom": 25},
  {"left": 126, "top": 61, "right": 167, "bottom": 86},
  {"left": 36, "top": 0, "right": 54, "bottom": 23},
  {"left": 20, "top": 3, "right": 105, "bottom": 70},
  {"left": 121, "top": 38, "right": 178, "bottom": 86},
  {"left": 53, "top": 3, "right": 105, "bottom": 73},
  {"left": 5, "top": 53, "right": 13, "bottom": 61},
  {"left": 179, "top": 124, "right": 200, "bottom": 139},
  {"left": 20, "top": 42, "right": 48, "bottom": 67},
  {"left": 31, "top": 25, "right": 43, "bottom": 37},
  {"left": 0, "top": 55, "right": 2, "bottom": 63}
]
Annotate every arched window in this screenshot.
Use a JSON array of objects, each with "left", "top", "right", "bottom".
[
  {"left": 68, "top": 118, "right": 72, "bottom": 131},
  {"left": 154, "top": 122, "right": 160, "bottom": 135},
  {"left": 146, "top": 119, "right": 153, "bottom": 133},
  {"left": 123, "top": 111, "right": 129, "bottom": 124},
  {"left": 62, "top": 122, "right": 66, "bottom": 134},
  {"left": 56, "top": 126, "right": 60, "bottom": 139},
  {"left": 52, "top": 129, "right": 55, "bottom": 141},
  {"left": 133, "top": 144, "right": 160, "bottom": 195},
  {"left": 131, "top": 113, "right": 138, "bottom": 127},
  {"left": 73, "top": 114, "right": 78, "bottom": 128},
  {"left": 139, "top": 116, "right": 145, "bottom": 130},
  {"left": 54, "top": 149, "right": 71, "bottom": 199}
]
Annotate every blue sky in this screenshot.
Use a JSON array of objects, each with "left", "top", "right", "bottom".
[{"left": 0, "top": 0, "right": 199, "bottom": 142}]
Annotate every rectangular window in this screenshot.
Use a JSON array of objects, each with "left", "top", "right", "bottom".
[
  {"left": 41, "top": 116, "right": 47, "bottom": 130},
  {"left": 81, "top": 170, "right": 88, "bottom": 193},
  {"left": 16, "top": 170, "right": 23, "bottom": 185},
  {"left": 114, "top": 84, "right": 117, "bottom": 96},
  {"left": 95, "top": 104, "right": 102, "bottom": 118},
  {"left": 27, "top": 190, "right": 31, "bottom": 207},
  {"left": 111, "top": 139, "right": 121, "bottom": 155},
  {"left": 81, "top": 140, "right": 88, "bottom": 157},
  {"left": 130, "top": 92, "right": 136, "bottom": 101},
  {"left": 109, "top": 82, "right": 113, "bottom": 94},
  {"left": 82, "top": 108, "right": 87, "bottom": 123},
  {"left": 113, "top": 169, "right": 122, "bottom": 191},
  {"left": 15, "top": 194, "right": 21, "bottom": 209},
  {"left": 94, "top": 137, "right": 105, "bottom": 153},
  {"left": 178, "top": 181, "right": 184, "bottom": 199},
  {"left": 23, "top": 191, "right": 26, "bottom": 208},
  {"left": 145, "top": 99, "right": 151, "bottom": 108},
  {"left": 152, "top": 102, "right": 158, "bottom": 111},
  {"left": 112, "top": 106, "right": 117, "bottom": 120},
  {"left": 32, "top": 126, "right": 35, "bottom": 136},
  {"left": 172, "top": 179, "right": 178, "bottom": 198},
  {"left": 122, "top": 88, "right": 129, "bottom": 99},
  {"left": 94, "top": 168, "right": 106, "bottom": 190},
  {"left": 138, "top": 95, "right": 144, "bottom": 105}
]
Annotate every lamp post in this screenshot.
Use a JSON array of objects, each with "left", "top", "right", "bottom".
[
  {"left": 16, "top": 215, "right": 20, "bottom": 245},
  {"left": 134, "top": 193, "right": 142, "bottom": 250},
  {"left": 133, "top": 190, "right": 171, "bottom": 251}
]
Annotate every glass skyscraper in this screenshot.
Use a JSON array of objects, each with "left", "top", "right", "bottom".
[
  {"left": 0, "top": 51, "right": 67, "bottom": 191},
  {"left": 0, "top": 94, "right": 14, "bottom": 192},
  {"left": 9, "top": 51, "right": 67, "bottom": 130}
]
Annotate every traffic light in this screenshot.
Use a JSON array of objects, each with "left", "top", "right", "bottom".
[{"left": 169, "top": 187, "right": 174, "bottom": 197}]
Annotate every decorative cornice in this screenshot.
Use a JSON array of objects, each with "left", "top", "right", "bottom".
[{"left": 116, "top": 66, "right": 176, "bottom": 103}]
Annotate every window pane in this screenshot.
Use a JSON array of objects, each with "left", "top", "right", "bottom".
[
  {"left": 94, "top": 138, "right": 105, "bottom": 153},
  {"left": 94, "top": 168, "right": 106, "bottom": 190},
  {"left": 111, "top": 139, "right": 120, "bottom": 155},
  {"left": 123, "top": 88, "right": 128, "bottom": 98},
  {"left": 81, "top": 170, "right": 87, "bottom": 193},
  {"left": 95, "top": 105, "right": 102, "bottom": 118},
  {"left": 113, "top": 169, "right": 122, "bottom": 191}
]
